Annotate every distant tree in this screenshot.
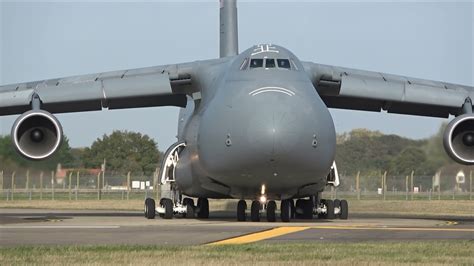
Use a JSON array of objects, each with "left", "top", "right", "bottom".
[
  {"left": 335, "top": 129, "right": 426, "bottom": 175},
  {"left": 421, "top": 123, "right": 452, "bottom": 167},
  {"left": 81, "top": 131, "right": 160, "bottom": 176},
  {"left": 0, "top": 135, "right": 74, "bottom": 170},
  {"left": 388, "top": 146, "right": 435, "bottom": 176}
]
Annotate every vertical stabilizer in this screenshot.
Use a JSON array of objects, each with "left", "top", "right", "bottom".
[{"left": 219, "top": 0, "right": 238, "bottom": 58}]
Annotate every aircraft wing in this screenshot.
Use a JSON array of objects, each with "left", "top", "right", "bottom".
[
  {"left": 302, "top": 61, "right": 474, "bottom": 118},
  {"left": 0, "top": 58, "right": 224, "bottom": 116}
]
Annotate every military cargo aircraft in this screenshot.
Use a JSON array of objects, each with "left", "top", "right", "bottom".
[{"left": 1, "top": 0, "right": 473, "bottom": 222}]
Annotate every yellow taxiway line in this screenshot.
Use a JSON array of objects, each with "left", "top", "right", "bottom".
[
  {"left": 207, "top": 225, "right": 473, "bottom": 245},
  {"left": 207, "top": 226, "right": 310, "bottom": 245},
  {"left": 310, "top": 225, "right": 474, "bottom": 232}
]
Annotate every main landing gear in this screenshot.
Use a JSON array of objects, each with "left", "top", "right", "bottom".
[
  {"left": 144, "top": 196, "right": 210, "bottom": 220},
  {"left": 235, "top": 196, "right": 349, "bottom": 222}
]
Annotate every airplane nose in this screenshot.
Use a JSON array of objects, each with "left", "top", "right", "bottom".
[
  {"left": 198, "top": 84, "right": 336, "bottom": 183},
  {"left": 245, "top": 94, "right": 308, "bottom": 162}
]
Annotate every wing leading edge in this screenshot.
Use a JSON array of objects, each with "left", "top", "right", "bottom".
[
  {"left": 303, "top": 62, "right": 474, "bottom": 118},
  {"left": 0, "top": 60, "right": 213, "bottom": 116}
]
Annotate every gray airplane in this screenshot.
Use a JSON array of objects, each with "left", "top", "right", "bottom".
[{"left": 1, "top": 0, "right": 473, "bottom": 222}]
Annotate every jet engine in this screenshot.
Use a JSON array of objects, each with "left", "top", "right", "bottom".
[
  {"left": 443, "top": 114, "right": 474, "bottom": 165},
  {"left": 11, "top": 110, "right": 63, "bottom": 160}
]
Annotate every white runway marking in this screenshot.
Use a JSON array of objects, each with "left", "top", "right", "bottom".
[{"left": 0, "top": 225, "right": 120, "bottom": 229}]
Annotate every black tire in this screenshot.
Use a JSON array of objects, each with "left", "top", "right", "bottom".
[
  {"left": 302, "top": 199, "right": 314, "bottom": 219},
  {"left": 144, "top": 198, "right": 150, "bottom": 217},
  {"left": 289, "top": 199, "right": 295, "bottom": 219},
  {"left": 333, "top": 199, "right": 341, "bottom": 218},
  {"left": 340, "top": 199, "right": 349, "bottom": 220},
  {"left": 250, "top": 200, "right": 260, "bottom": 222},
  {"left": 266, "top": 200, "right": 276, "bottom": 222},
  {"left": 280, "top": 199, "right": 291, "bottom": 222},
  {"left": 144, "top": 198, "right": 156, "bottom": 219},
  {"left": 197, "top": 198, "right": 209, "bottom": 218},
  {"left": 183, "top": 198, "right": 194, "bottom": 207},
  {"left": 185, "top": 203, "right": 195, "bottom": 218},
  {"left": 161, "top": 198, "right": 173, "bottom": 219},
  {"left": 295, "top": 199, "right": 304, "bottom": 219},
  {"left": 237, "top": 200, "right": 247, "bottom": 221},
  {"left": 317, "top": 199, "right": 326, "bottom": 219},
  {"left": 326, "top": 199, "right": 335, "bottom": 219}
]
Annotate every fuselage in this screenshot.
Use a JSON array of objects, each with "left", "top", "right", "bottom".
[{"left": 175, "top": 45, "right": 336, "bottom": 200}]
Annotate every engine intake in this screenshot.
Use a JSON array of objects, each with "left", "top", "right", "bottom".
[
  {"left": 11, "top": 110, "right": 63, "bottom": 160},
  {"left": 443, "top": 114, "right": 474, "bottom": 165}
]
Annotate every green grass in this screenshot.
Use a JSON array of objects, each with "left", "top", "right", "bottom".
[{"left": 1, "top": 241, "right": 473, "bottom": 265}]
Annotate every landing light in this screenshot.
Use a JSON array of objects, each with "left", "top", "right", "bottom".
[{"left": 259, "top": 195, "right": 267, "bottom": 203}]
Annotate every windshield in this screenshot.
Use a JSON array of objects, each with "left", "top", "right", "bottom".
[
  {"left": 250, "top": 59, "right": 264, "bottom": 68},
  {"left": 277, "top": 59, "right": 290, "bottom": 69},
  {"left": 245, "top": 58, "right": 292, "bottom": 70}
]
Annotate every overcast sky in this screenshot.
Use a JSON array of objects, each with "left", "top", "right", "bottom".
[{"left": 1, "top": 1, "right": 473, "bottom": 150}]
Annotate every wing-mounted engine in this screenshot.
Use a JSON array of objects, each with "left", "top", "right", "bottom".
[
  {"left": 11, "top": 94, "right": 63, "bottom": 160},
  {"left": 444, "top": 113, "right": 474, "bottom": 165},
  {"left": 326, "top": 161, "right": 340, "bottom": 187}
]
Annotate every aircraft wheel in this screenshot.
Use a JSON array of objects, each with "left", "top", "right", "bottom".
[
  {"left": 280, "top": 199, "right": 291, "bottom": 222},
  {"left": 237, "top": 200, "right": 247, "bottom": 221},
  {"left": 289, "top": 199, "right": 295, "bottom": 219},
  {"left": 250, "top": 200, "right": 260, "bottom": 222},
  {"left": 266, "top": 200, "right": 276, "bottom": 222},
  {"left": 144, "top": 198, "right": 155, "bottom": 219},
  {"left": 183, "top": 198, "right": 194, "bottom": 207},
  {"left": 197, "top": 198, "right": 209, "bottom": 218},
  {"left": 333, "top": 199, "right": 341, "bottom": 218},
  {"left": 303, "top": 199, "right": 314, "bottom": 219},
  {"left": 161, "top": 198, "right": 173, "bottom": 219},
  {"left": 295, "top": 199, "right": 304, "bottom": 219},
  {"left": 183, "top": 198, "right": 195, "bottom": 219},
  {"left": 317, "top": 199, "right": 326, "bottom": 219},
  {"left": 325, "top": 199, "right": 335, "bottom": 219},
  {"left": 185, "top": 203, "right": 195, "bottom": 218},
  {"left": 340, "top": 199, "right": 349, "bottom": 220}
]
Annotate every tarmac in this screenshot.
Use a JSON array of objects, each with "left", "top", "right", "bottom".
[{"left": 0, "top": 209, "right": 473, "bottom": 246}]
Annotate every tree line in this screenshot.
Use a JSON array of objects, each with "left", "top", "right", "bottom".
[{"left": 0, "top": 131, "right": 161, "bottom": 176}]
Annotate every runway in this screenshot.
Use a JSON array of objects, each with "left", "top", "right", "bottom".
[{"left": 1, "top": 209, "right": 473, "bottom": 246}]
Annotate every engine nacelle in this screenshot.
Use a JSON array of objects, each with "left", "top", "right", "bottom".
[
  {"left": 443, "top": 114, "right": 474, "bottom": 165},
  {"left": 11, "top": 110, "right": 63, "bottom": 160}
]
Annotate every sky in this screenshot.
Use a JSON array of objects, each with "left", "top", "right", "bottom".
[{"left": 0, "top": 1, "right": 473, "bottom": 150}]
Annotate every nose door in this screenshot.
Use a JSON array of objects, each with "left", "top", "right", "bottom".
[{"left": 198, "top": 80, "right": 336, "bottom": 188}]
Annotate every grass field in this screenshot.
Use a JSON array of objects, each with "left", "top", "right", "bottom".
[
  {"left": 1, "top": 241, "right": 472, "bottom": 265},
  {"left": 0, "top": 199, "right": 472, "bottom": 217}
]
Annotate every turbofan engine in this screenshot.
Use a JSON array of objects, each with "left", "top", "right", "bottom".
[
  {"left": 443, "top": 114, "right": 474, "bottom": 165},
  {"left": 11, "top": 110, "right": 63, "bottom": 160}
]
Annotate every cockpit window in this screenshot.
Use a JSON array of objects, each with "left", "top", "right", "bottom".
[
  {"left": 250, "top": 59, "right": 264, "bottom": 68},
  {"left": 265, "top": 59, "right": 276, "bottom": 68},
  {"left": 277, "top": 59, "right": 291, "bottom": 69}
]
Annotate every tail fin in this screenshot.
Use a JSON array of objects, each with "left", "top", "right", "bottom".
[{"left": 219, "top": 0, "right": 238, "bottom": 58}]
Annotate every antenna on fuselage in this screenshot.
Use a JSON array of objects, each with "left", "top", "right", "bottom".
[{"left": 219, "top": 0, "right": 239, "bottom": 58}]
